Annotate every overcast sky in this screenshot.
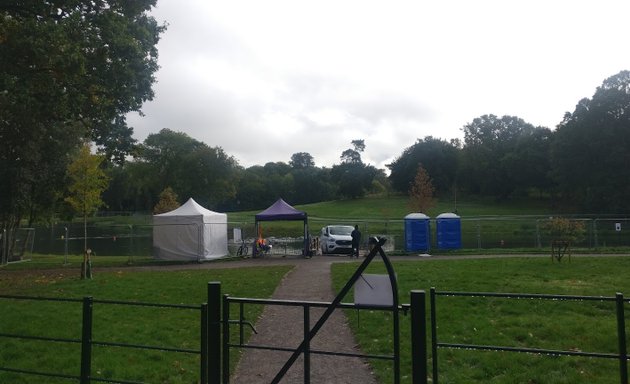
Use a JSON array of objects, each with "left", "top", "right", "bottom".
[{"left": 126, "top": 0, "right": 630, "bottom": 170}]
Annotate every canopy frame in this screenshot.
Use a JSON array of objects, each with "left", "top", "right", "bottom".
[{"left": 254, "top": 198, "right": 309, "bottom": 257}]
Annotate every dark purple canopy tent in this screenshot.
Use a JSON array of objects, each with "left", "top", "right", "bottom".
[{"left": 254, "top": 198, "right": 309, "bottom": 257}]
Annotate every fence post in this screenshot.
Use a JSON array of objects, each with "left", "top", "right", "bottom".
[
  {"left": 616, "top": 293, "right": 628, "bottom": 384},
  {"left": 1, "top": 229, "right": 7, "bottom": 265},
  {"left": 64, "top": 227, "right": 69, "bottom": 265},
  {"left": 0, "top": 229, "right": 7, "bottom": 265},
  {"left": 593, "top": 219, "right": 599, "bottom": 248},
  {"left": 80, "top": 296, "right": 93, "bottom": 384},
  {"left": 222, "top": 294, "right": 230, "bottom": 384},
  {"left": 430, "top": 288, "right": 438, "bottom": 384},
  {"left": 476, "top": 220, "right": 481, "bottom": 249},
  {"left": 410, "top": 290, "right": 427, "bottom": 384},
  {"left": 201, "top": 303, "right": 209, "bottom": 384},
  {"left": 128, "top": 224, "right": 134, "bottom": 265},
  {"left": 208, "top": 282, "right": 221, "bottom": 384},
  {"left": 304, "top": 304, "right": 310, "bottom": 384}
]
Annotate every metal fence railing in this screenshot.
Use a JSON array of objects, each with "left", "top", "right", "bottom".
[
  {"left": 16, "top": 216, "right": 630, "bottom": 260},
  {"left": 2, "top": 284, "right": 629, "bottom": 383},
  {"left": 0, "top": 228, "right": 35, "bottom": 265},
  {"left": 428, "top": 288, "right": 629, "bottom": 384},
  {"left": 0, "top": 215, "right": 630, "bottom": 264},
  {"left": 0, "top": 292, "right": 214, "bottom": 383}
]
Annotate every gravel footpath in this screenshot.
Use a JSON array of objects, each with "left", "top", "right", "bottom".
[{"left": 230, "top": 255, "right": 379, "bottom": 384}]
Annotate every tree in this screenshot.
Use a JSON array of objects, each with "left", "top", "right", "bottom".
[
  {"left": 331, "top": 162, "right": 374, "bottom": 199},
  {"left": 153, "top": 187, "right": 180, "bottom": 214},
  {"left": 139, "top": 129, "right": 204, "bottom": 191},
  {"left": 1, "top": 1, "right": 164, "bottom": 159},
  {"left": 551, "top": 70, "right": 630, "bottom": 212},
  {"left": 233, "top": 167, "right": 269, "bottom": 210},
  {"left": 505, "top": 127, "right": 554, "bottom": 197},
  {"left": 332, "top": 140, "right": 379, "bottom": 199},
  {"left": 408, "top": 164, "right": 436, "bottom": 213},
  {"left": 340, "top": 139, "right": 365, "bottom": 164},
  {"left": 460, "top": 114, "right": 538, "bottom": 199},
  {"left": 351, "top": 139, "right": 366, "bottom": 152},
  {"left": 177, "top": 145, "right": 239, "bottom": 209},
  {"left": 541, "top": 217, "right": 586, "bottom": 262},
  {"left": 65, "top": 143, "right": 109, "bottom": 278},
  {"left": 105, "top": 160, "right": 157, "bottom": 212},
  {"left": 0, "top": 1, "right": 164, "bottom": 256},
  {"left": 291, "top": 167, "right": 336, "bottom": 204},
  {"left": 290, "top": 152, "right": 315, "bottom": 169},
  {"left": 370, "top": 169, "right": 391, "bottom": 196},
  {"left": 135, "top": 129, "right": 240, "bottom": 210},
  {"left": 388, "top": 136, "right": 459, "bottom": 196}
]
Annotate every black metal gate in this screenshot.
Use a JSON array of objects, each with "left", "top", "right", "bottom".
[{"left": 216, "top": 237, "right": 426, "bottom": 384}]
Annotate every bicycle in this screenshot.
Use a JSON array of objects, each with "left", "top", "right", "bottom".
[{"left": 236, "top": 239, "right": 249, "bottom": 257}]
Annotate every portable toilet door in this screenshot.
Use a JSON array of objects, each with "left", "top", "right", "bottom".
[
  {"left": 436, "top": 212, "right": 461, "bottom": 250},
  {"left": 404, "top": 213, "right": 430, "bottom": 252}
]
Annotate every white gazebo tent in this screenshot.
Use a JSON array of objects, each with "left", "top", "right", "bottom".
[{"left": 152, "top": 198, "right": 228, "bottom": 261}]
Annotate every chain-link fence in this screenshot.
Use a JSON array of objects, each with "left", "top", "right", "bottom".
[
  {"left": 17, "top": 215, "right": 630, "bottom": 259},
  {"left": 1, "top": 228, "right": 35, "bottom": 265}
]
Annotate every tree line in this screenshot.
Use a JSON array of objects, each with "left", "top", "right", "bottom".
[
  {"left": 114, "top": 70, "right": 629, "bottom": 215},
  {"left": 104, "top": 134, "right": 388, "bottom": 212},
  {"left": 105, "top": 71, "right": 630, "bottom": 213},
  {"left": 390, "top": 70, "right": 630, "bottom": 214}
]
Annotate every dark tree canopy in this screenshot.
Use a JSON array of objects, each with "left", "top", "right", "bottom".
[
  {"left": 506, "top": 127, "right": 553, "bottom": 195},
  {"left": 340, "top": 139, "right": 365, "bottom": 164},
  {"left": 460, "top": 114, "right": 539, "bottom": 198},
  {"left": 551, "top": 70, "right": 630, "bottom": 212},
  {"left": 0, "top": 1, "right": 164, "bottom": 247},
  {"left": 290, "top": 152, "right": 315, "bottom": 169},
  {"left": 340, "top": 149, "right": 362, "bottom": 164},
  {"left": 387, "top": 136, "right": 459, "bottom": 196},
  {"left": 1, "top": 1, "right": 165, "bottom": 161},
  {"left": 331, "top": 162, "right": 379, "bottom": 199},
  {"left": 332, "top": 140, "right": 378, "bottom": 199},
  {"left": 134, "top": 129, "right": 240, "bottom": 210}
]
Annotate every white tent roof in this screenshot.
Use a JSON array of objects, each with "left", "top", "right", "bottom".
[{"left": 155, "top": 198, "right": 223, "bottom": 220}]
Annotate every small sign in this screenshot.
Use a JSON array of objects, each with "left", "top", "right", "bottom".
[
  {"left": 233, "top": 228, "right": 242, "bottom": 242},
  {"left": 615, "top": 223, "right": 622, "bottom": 232},
  {"left": 354, "top": 274, "right": 394, "bottom": 307}
]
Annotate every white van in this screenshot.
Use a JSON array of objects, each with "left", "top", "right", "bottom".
[{"left": 320, "top": 225, "right": 354, "bottom": 254}]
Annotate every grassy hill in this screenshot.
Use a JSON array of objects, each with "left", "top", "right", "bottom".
[
  {"left": 223, "top": 195, "right": 561, "bottom": 253},
  {"left": 227, "top": 194, "right": 555, "bottom": 223}
]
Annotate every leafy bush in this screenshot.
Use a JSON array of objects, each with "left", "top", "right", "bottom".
[{"left": 541, "top": 217, "right": 586, "bottom": 261}]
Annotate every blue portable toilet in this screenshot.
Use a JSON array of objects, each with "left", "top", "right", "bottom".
[
  {"left": 436, "top": 212, "right": 461, "bottom": 249},
  {"left": 404, "top": 213, "right": 430, "bottom": 252}
]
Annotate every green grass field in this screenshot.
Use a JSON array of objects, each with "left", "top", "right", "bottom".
[
  {"left": 332, "top": 255, "right": 630, "bottom": 383},
  {"left": 3, "top": 254, "right": 629, "bottom": 383},
  {"left": 0, "top": 264, "right": 291, "bottom": 383}
]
